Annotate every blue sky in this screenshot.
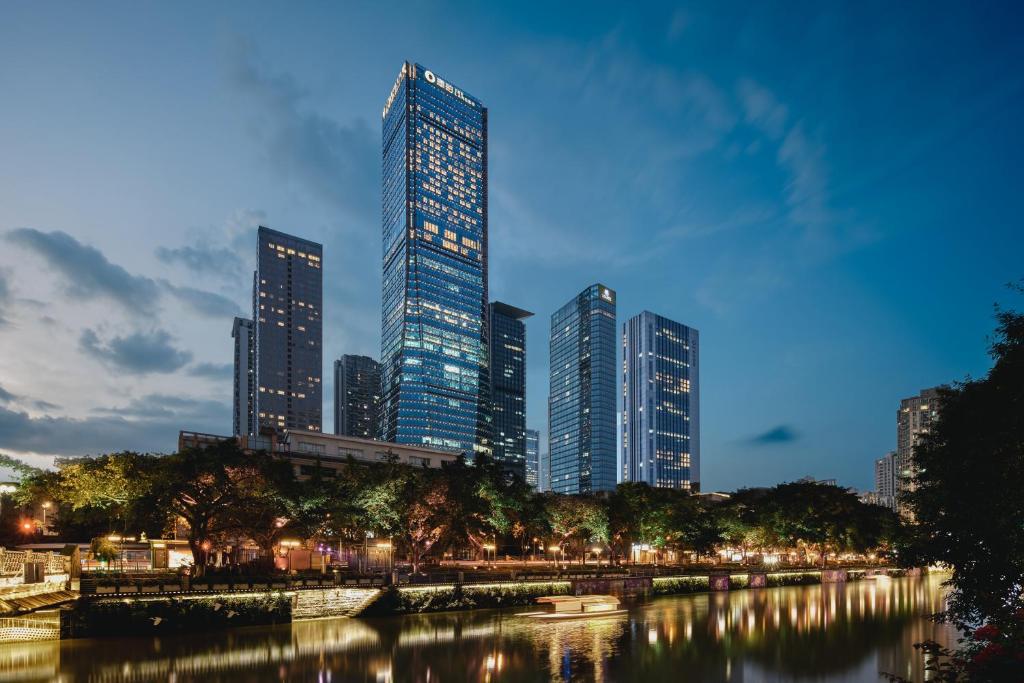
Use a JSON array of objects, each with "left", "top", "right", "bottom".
[{"left": 1, "top": 2, "right": 1021, "bottom": 491}]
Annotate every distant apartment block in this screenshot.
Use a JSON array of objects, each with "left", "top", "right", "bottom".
[
  {"left": 334, "top": 355, "right": 381, "bottom": 439},
  {"left": 232, "top": 316, "right": 255, "bottom": 436}
]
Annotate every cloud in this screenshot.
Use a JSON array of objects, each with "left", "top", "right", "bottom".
[
  {"left": 746, "top": 425, "right": 800, "bottom": 445},
  {"left": 737, "top": 78, "right": 789, "bottom": 139},
  {"left": 0, "top": 384, "right": 15, "bottom": 404},
  {"left": 79, "top": 328, "right": 193, "bottom": 374},
  {"left": 0, "top": 269, "right": 11, "bottom": 327},
  {"left": 156, "top": 244, "right": 245, "bottom": 279},
  {"left": 0, "top": 394, "right": 230, "bottom": 457},
  {"left": 9, "top": 228, "right": 159, "bottom": 315},
  {"left": 187, "top": 362, "right": 233, "bottom": 379},
  {"left": 224, "top": 39, "right": 377, "bottom": 221},
  {"left": 161, "top": 282, "right": 243, "bottom": 318}
]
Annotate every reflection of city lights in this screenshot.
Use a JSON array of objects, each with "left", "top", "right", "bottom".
[{"left": 648, "top": 628, "right": 658, "bottom": 644}]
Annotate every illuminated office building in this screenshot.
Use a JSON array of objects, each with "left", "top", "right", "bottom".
[
  {"left": 622, "top": 312, "right": 700, "bottom": 490},
  {"left": 525, "top": 428, "right": 540, "bottom": 489},
  {"left": 548, "top": 284, "right": 617, "bottom": 493},
  {"left": 489, "top": 301, "right": 532, "bottom": 477},
  {"left": 379, "top": 62, "right": 490, "bottom": 455},
  {"left": 253, "top": 226, "right": 323, "bottom": 433}
]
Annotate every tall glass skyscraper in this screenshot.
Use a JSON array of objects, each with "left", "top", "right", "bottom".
[
  {"left": 622, "top": 311, "right": 700, "bottom": 490},
  {"left": 253, "top": 226, "right": 323, "bottom": 433},
  {"left": 380, "top": 62, "right": 490, "bottom": 456},
  {"left": 231, "top": 316, "right": 255, "bottom": 436},
  {"left": 548, "top": 284, "right": 617, "bottom": 493},
  {"left": 334, "top": 354, "right": 381, "bottom": 439},
  {"left": 525, "top": 428, "right": 540, "bottom": 490},
  {"left": 489, "top": 301, "right": 532, "bottom": 477}
]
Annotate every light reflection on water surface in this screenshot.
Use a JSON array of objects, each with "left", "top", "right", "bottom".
[{"left": 0, "top": 574, "right": 953, "bottom": 682}]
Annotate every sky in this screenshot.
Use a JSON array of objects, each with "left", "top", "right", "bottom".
[{"left": 1, "top": 2, "right": 1022, "bottom": 491}]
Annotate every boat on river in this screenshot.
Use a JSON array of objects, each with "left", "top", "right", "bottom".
[{"left": 520, "top": 595, "right": 626, "bottom": 620}]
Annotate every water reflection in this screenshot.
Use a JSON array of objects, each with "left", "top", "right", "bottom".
[{"left": 0, "top": 575, "right": 954, "bottom": 682}]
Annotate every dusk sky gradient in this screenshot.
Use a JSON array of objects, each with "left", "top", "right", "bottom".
[{"left": 1, "top": 2, "right": 1022, "bottom": 491}]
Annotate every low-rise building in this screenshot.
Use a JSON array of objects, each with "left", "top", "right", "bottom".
[{"left": 178, "top": 429, "right": 459, "bottom": 479}]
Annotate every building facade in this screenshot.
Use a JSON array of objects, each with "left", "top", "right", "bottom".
[
  {"left": 179, "top": 430, "right": 459, "bottom": 480},
  {"left": 379, "top": 62, "right": 490, "bottom": 456},
  {"left": 525, "top": 428, "right": 540, "bottom": 489},
  {"left": 334, "top": 355, "right": 381, "bottom": 439},
  {"left": 548, "top": 284, "right": 617, "bottom": 494},
  {"left": 231, "top": 316, "right": 255, "bottom": 436},
  {"left": 489, "top": 302, "right": 532, "bottom": 477},
  {"left": 875, "top": 451, "right": 897, "bottom": 500},
  {"left": 253, "top": 226, "right": 323, "bottom": 433},
  {"left": 896, "top": 387, "right": 941, "bottom": 499},
  {"left": 622, "top": 312, "right": 700, "bottom": 490}
]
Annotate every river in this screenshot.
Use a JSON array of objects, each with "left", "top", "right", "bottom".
[{"left": 0, "top": 574, "right": 955, "bottom": 682}]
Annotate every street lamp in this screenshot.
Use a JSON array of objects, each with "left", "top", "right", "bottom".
[{"left": 41, "top": 502, "right": 51, "bottom": 535}]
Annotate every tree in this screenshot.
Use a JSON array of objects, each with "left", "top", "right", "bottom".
[
  {"left": 545, "top": 494, "right": 608, "bottom": 563},
  {"left": 902, "top": 302, "right": 1024, "bottom": 678},
  {"left": 155, "top": 440, "right": 280, "bottom": 575}
]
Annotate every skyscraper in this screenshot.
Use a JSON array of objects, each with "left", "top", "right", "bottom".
[
  {"left": 489, "top": 301, "right": 532, "bottom": 477},
  {"left": 253, "top": 226, "right": 323, "bottom": 434},
  {"left": 525, "top": 428, "right": 540, "bottom": 490},
  {"left": 548, "top": 284, "right": 617, "bottom": 494},
  {"left": 334, "top": 355, "right": 381, "bottom": 439},
  {"left": 380, "top": 62, "right": 490, "bottom": 456},
  {"left": 231, "top": 316, "right": 255, "bottom": 436},
  {"left": 622, "top": 312, "right": 700, "bottom": 490},
  {"left": 896, "top": 387, "right": 941, "bottom": 499}
]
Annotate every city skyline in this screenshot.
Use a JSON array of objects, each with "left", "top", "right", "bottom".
[{"left": 1, "top": 4, "right": 1022, "bottom": 491}]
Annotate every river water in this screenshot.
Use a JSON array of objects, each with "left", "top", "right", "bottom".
[{"left": 0, "top": 574, "right": 955, "bottom": 682}]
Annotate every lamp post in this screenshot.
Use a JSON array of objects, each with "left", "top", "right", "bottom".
[{"left": 41, "top": 502, "right": 51, "bottom": 535}]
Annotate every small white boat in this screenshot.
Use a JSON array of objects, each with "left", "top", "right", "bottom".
[{"left": 520, "top": 595, "right": 626, "bottom": 620}]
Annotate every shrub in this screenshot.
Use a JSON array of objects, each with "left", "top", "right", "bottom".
[
  {"left": 68, "top": 594, "right": 291, "bottom": 637},
  {"left": 651, "top": 576, "right": 711, "bottom": 595},
  {"left": 367, "top": 581, "right": 573, "bottom": 615}
]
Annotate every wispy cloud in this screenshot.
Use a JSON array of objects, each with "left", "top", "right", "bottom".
[
  {"left": 0, "top": 269, "right": 11, "bottom": 328},
  {"left": 187, "top": 362, "right": 233, "bottom": 379},
  {"left": 224, "top": 38, "right": 377, "bottom": 222},
  {"left": 156, "top": 244, "right": 244, "bottom": 280},
  {"left": 161, "top": 282, "right": 243, "bottom": 318}
]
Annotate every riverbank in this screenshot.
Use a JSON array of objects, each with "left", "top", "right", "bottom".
[{"left": 60, "top": 566, "right": 920, "bottom": 637}]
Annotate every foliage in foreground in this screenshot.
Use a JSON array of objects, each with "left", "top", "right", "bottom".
[{"left": 891, "top": 297, "right": 1024, "bottom": 681}]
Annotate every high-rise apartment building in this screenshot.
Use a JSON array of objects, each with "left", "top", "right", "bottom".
[
  {"left": 548, "top": 284, "right": 617, "bottom": 494},
  {"left": 525, "top": 428, "right": 540, "bottom": 490},
  {"left": 489, "top": 302, "right": 532, "bottom": 477},
  {"left": 873, "top": 451, "right": 898, "bottom": 511},
  {"left": 622, "top": 312, "right": 700, "bottom": 490},
  {"left": 896, "top": 387, "right": 941, "bottom": 498},
  {"left": 334, "top": 355, "right": 381, "bottom": 439},
  {"left": 380, "top": 62, "right": 490, "bottom": 456},
  {"left": 231, "top": 316, "right": 255, "bottom": 436},
  {"left": 253, "top": 226, "right": 323, "bottom": 433},
  {"left": 875, "top": 451, "right": 897, "bottom": 498}
]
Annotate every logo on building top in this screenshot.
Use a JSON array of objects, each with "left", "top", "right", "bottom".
[
  {"left": 600, "top": 287, "right": 615, "bottom": 304},
  {"left": 422, "top": 69, "right": 477, "bottom": 110}
]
